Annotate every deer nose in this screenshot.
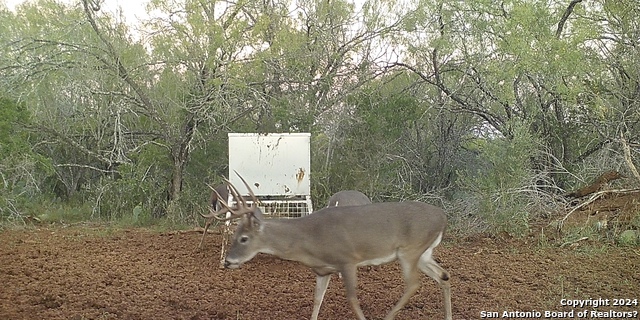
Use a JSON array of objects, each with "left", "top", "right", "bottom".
[{"left": 223, "top": 260, "right": 241, "bottom": 269}]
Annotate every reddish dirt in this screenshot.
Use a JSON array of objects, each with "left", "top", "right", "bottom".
[{"left": 1, "top": 223, "right": 638, "bottom": 320}]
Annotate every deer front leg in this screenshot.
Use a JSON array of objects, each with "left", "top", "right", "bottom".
[
  {"left": 311, "top": 274, "right": 331, "bottom": 320},
  {"left": 341, "top": 265, "right": 366, "bottom": 320}
]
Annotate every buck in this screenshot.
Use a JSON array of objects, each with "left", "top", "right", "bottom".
[
  {"left": 326, "top": 190, "right": 372, "bottom": 207},
  {"left": 197, "top": 184, "right": 229, "bottom": 249},
  {"left": 203, "top": 174, "right": 452, "bottom": 320},
  {"left": 327, "top": 190, "right": 373, "bottom": 277}
]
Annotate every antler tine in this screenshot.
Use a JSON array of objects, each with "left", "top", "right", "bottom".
[
  {"left": 199, "top": 174, "right": 259, "bottom": 224},
  {"left": 222, "top": 177, "right": 248, "bottom": 208},
  {"left": 234, "top": 170, "right": 260, "bottom": 205},
  {"left": 199, "top": 201, "right": 252, "bottom": 221},
  {"left": 200, "top": 184, "right": 246, "bottom": 221},
  {"left": 199, "top": 209, "right": 239, "bottom": 221},
  {"left": 199, "top": 207, "right": 227, "bottom": 220}
]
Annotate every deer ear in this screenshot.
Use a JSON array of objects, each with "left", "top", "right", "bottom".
[
  {"left": 248, "top": 210, "right": 263, "bottom": 229},
  {"left": 252, "top": 207, "right": 263, "bottom": 219}
]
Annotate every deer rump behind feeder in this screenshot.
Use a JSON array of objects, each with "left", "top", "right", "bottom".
[
  {"left": 197, "top": 184, "right": 229, "bottom": 249},
  {"left": 205, "top": 173, "right": 453, "bottom": 320},
  {"left": 326, "top": 190, "right": 372, "bottom": 207}
]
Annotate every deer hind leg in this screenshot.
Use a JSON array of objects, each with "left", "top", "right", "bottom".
[
  {"left": 199, "top": 202, "right": 223, "bottom": 249},
  {"left": 418, "top": 235, "right": 452, "bottom": 320},
  {"left": 311, "top": 274, "right": 331, "bottom": 320},
  {"left": 384, "top": 253, "right": 422, "bottom": 320},
  {"left": 198, "top": 217, "right": 214, "bottom": 249}
]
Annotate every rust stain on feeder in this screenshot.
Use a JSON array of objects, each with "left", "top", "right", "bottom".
[{"left": 296, "top": 168, "right": 305, "bottom": 183}]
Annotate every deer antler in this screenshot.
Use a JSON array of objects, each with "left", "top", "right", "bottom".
[
  {"left": 234, "top": 170, "right": 260, "bottom": 205},
  {"left": 223, "top": 177, "right": 248, "bottom": 208},
  {"left": 200, "top": 184, "right": 251, "bottom": 221},
  {"left": 199, "top": 172, "right": 260, "bottom": 223}
]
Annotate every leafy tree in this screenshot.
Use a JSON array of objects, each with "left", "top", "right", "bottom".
[
  {"left": 0, "top": 97, "right": 52, "bottom": 221},
  {"left": 315, "top": 71, "right": 476, "bottom": 204},
  {"left": 396, "top": 0, "right": 638, "bottom": 186}
]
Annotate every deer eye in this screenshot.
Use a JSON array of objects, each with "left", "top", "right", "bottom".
[{"left": 239, "top": 235, "right": 249, "bottom": 243}]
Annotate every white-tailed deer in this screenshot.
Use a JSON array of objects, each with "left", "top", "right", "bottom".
[
  {"left": 326, "top": 190, "right": 372, "bottom": 207},
  {"left": 327, "top": 190, "right": 373, "bottom": 277},
  {"left": 203, "top": 173, "right": 452, "bottom": 320},
  {"left": 197, "top": 184, "right": 229, "bottom": 249}
]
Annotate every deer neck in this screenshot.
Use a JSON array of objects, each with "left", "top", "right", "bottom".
[{"left": 258, "top": 219, "right": 310, "bottom": 261}]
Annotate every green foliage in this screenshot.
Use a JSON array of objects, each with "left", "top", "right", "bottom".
[
  {"left": 112, "top": 203, "right": 155, "bottom": 227},
  {"left": 0, "top": 98, "right": 30, "bottom": 158},
  {"left": 31, "top": 201, "right": 93, "bottom": 224},
  {"left": 617, "top": 230, "right": 639, "bottom": 247},
  {"left": 0, "top": 0, "right": 638, "bottom": 243},
  {"left": 460, "top": 122, "right": 541, "bottom": 236},
  {"left": 0, "top": 97, "right": 54, "bottom": 222},
  {"left": 92, "top": 143, "right": 170, "bottom": 220},
  {"left": 319, "top": 74, "right": 421, "bottom": 197}
]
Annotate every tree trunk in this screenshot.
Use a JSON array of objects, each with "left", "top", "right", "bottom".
[{"left": 164, "top": 113, "right": 197, "bottom": 217}]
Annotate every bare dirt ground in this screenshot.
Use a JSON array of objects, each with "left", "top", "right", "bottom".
[{"left": 1, "top": 194, "right": 639, "bottom": 320}]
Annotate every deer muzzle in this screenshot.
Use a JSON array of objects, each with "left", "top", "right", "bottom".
[{"left": 224, "top": 260, "right": 242, "bottom": 269}]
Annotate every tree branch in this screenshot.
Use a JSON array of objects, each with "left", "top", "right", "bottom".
[
  {"left": 55, "top": 163, "right": 117, "bottom": 174},
  {"left": 81, "top": 0, "right": 165, "bottom": 128},
  {"left": 391, "top": 61, "right": 507, "bottom": 135},
  {"left": 556, "top": 0, "right": 583, "bottom": 38},
  {"left": 620, "top": 132, "right": 640, "bottom": 182}
]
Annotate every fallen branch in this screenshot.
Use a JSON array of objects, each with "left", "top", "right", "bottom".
[
  {"left": 560, "top": 236, "right": 588, "bottom": 248},
  {"left": 620, "top": 133, "right": 640, "bottom": 182},
  {"left": 564, "top": 170, "right": 624, "bottom": 198},
  {"left": 166, "top": 227, "right": 219, "bottom": 236},
  {"left": 558, "top": 188, "right": 640, "bottom": 228}
]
